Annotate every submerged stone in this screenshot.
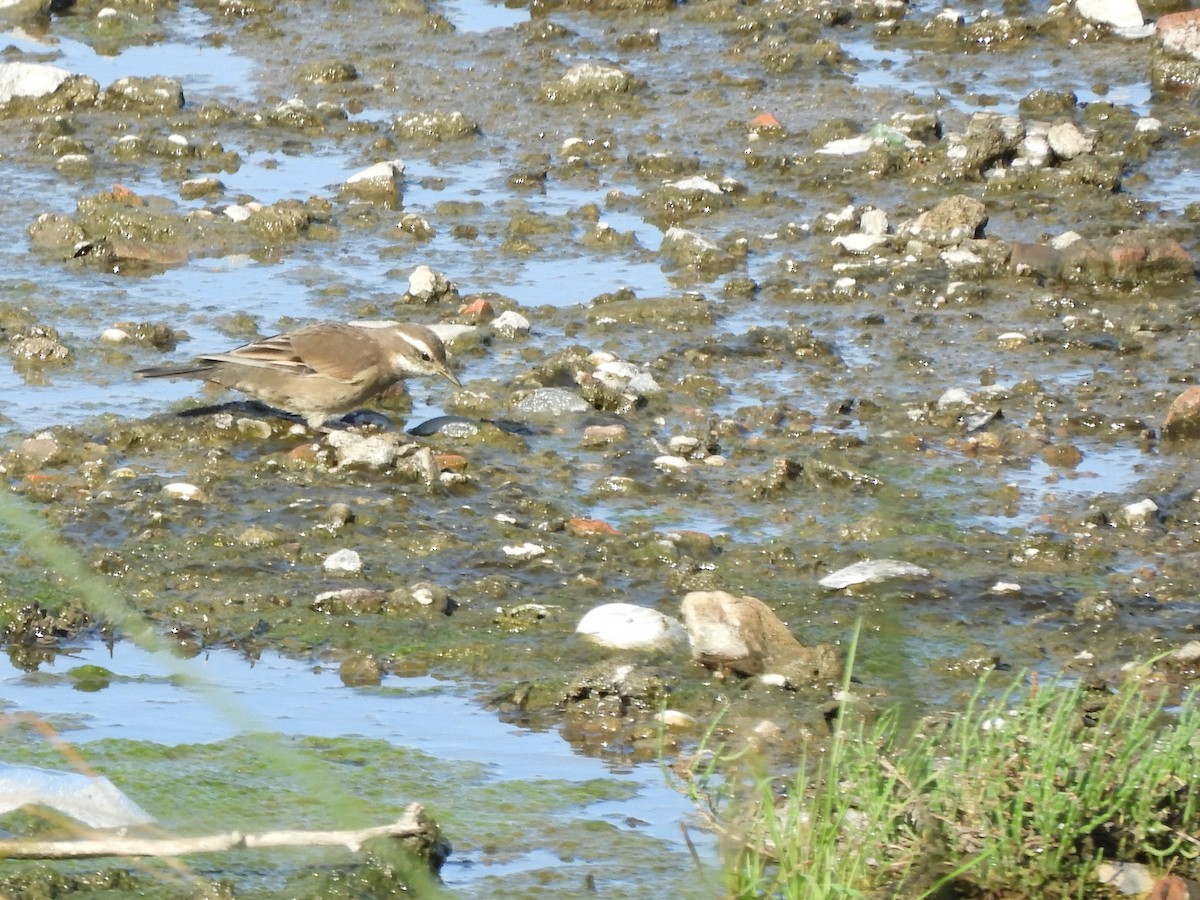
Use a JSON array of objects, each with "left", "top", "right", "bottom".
[{"left": 818, "top": 559, "right": 931, "bottom": 589}]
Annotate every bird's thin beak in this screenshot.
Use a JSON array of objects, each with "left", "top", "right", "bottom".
[{"left": 443, "top": 368, "right": 462, "bottom": 388}]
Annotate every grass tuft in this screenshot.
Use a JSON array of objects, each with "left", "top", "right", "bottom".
[{"left": 672, "top": 625, "right": 1200, "bottom": 899}]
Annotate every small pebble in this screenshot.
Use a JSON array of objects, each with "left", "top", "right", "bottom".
[
  {"left": 654, "top": 455, "right": 689, "bottom": 471},
  {"left": 493, "top": 310, "right": 531, "bottom": 337},
  {"left": 325, "top": 502, "right": 355, "bottom": 529},
  {"left": 502, "top": 542, "right": 546, "bottom": 561},
  {"left": 582, "top": 423, "right": 628, "bottom": 447},
  {"left": 162, "top": 482, "right": 204, "bottom": 501},
  {"left": 323, "top": 548, "right": 363, "bottom": 573},
  {"left": 339, "top": 655, "right": 383, "bottom": 687}
]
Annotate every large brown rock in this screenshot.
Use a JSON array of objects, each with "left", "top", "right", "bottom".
[
  {"left": 680, "top": 590, "right": 841, "bottom": 685},
  {"left": 1164, "top": 386, "right": 1200, "bottom": 440}
]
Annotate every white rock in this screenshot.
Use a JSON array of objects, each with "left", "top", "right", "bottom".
[
  {"left": 161, "top": 482, "right": 203, "bottom": 501},
  {"left": 822, "top": 204, "right": 858, "bottom": 227},
  {"left": 1051, "top": 231, "right": 1083, "bottom": 250},
  {"left": 493, "top": 310, "right": 531, "bottom": 337},
  {"left": 1019, "top": 133, "right": 1052, "bottom": 167},
  {"left": 941, "top": 248, "right": 983, "bottom": 266},
  {"left": 1120, "top": 498, "right": 1158, "bottom": 529},
  {"left": 654, "top": 455, "right": 690, "bottom": 472},
  {"left": 594, "top": 359, "right": 641, "bottom": 381},
  {"left": 408, "top": 264, "right": 442, "bottom": 298},
  {"left": 100, "top": 327, "right": 130, "bottom": 343},
  {"left": 832, "top": 233, "right": 887, "bottom": 254},
  {"left": 1075, "top": 0, "right": 1142, "bottom": 29},
  {"left": 346, "top": 159, "right": 404, "bottom": 188},
  {"left": 629, "top": 373, "right": 664, "bottom": 397},
  {"left": 1047, "top": 121, "right": 1095, "bottom": 160},
  {"left": 936, "top": 387, "right": 973, "bottom": 408},
  {"left": 1096, "top": 861, "right": 1155, "bottom": 895},
  {"left": 55, "top": 152, "right": 91, "bottom": 169},
  {"left": 819, "top": 558, "right": 931, "bottom": 590},
  {"left": 661, "top": 226, "right": 721, "bottom": 253},
  {"left": 512, "top": 387, "right": 591, "bottom": 416},
  {"left": 0, "top": 61, "right": 72, "bottom": 103},
  {"left": 560, "top": 62, "right": 633, "bottom": 92},
  {"left": 502, "top": 542, "right": 546, "bottom": 560},
  {"left": 990, "top": 581, "right": 1022, "bottom": 594},
  {"left": 668, "top": 435, "right": 702, "bottom": 456},
  {"left": 575, "top": 602, "right": 688, "bottom": 651},
  {"left": 859, "top": 208, "right": 889, "bottom": 235},
  {"left": 323, "top": 548, "right": 362, "bottom": 573},
  {"left": 667, "top": 175, "right": 723, "bottom": 194},
  {"left": 324, "top": 430, "right": 411, "bottom": 470},
  {"left": 223, "top": 204, "right": 253, "bottom": 223},
  {"left": 655, "top": 709, "right": 697, "bottom": 731},
  {"left": 816, "top": 136, "right": 876, "bottom": 156},
  {"left": 997, "top": 331, "right": 1028, "bottom": 346}
]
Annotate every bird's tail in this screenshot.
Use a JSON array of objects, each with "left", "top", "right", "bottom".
[{"left": 135, "top": 362, "right": 215, "bottom": 379}]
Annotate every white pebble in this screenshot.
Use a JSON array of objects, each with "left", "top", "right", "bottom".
[
  {"left": 1121, "top": 498, "right": 1159, "bottom": 529},
  {"left": 493, "top": 310, "right": 531, "bottom": 337},
  {"left": 576, "top": 602, "right": 687, "bottom": 651},
  {"left": 502, "top": 542, "right": 546, "bottom": 561},
  {"left": 161, "top": 482, "right": 203, "bottom": 501},
  {"left": 323, "top": 548, "right": 363, "bottom": 573},
  {"left": 936, "top": 387, "right": 973, "bottom": 408},
  {"left": 654, "top": 455, "right": 690, "bottom": 472},
  {"left": 655, "top": 709, "right": 697, "bottom": 731}
]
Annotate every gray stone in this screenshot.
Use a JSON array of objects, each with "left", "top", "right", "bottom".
[
  {"left": 819, "top": 559, "right": 931, "bottom": 589},
  {"left": 1047, "top": 121, "right": 1095, "bottom": 160}
]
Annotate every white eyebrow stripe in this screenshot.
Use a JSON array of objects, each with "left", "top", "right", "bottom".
[{"left": 394, "top": 330, "right": 432, "bottom": 355}]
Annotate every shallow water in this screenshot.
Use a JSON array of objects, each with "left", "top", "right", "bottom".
[{"left": 0, "top": 641, "right": 711, "bottom": 894}]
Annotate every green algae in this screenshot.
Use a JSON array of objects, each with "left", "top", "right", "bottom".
[{"left": 0, "top": 730, "right": 709, "bottom": 898}]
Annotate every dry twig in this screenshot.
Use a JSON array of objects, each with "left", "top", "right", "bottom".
[{"left": 0, "top": 803, "right": 431, "bottom": 860}]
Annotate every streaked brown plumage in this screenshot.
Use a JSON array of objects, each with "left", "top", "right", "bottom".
[{"left": 136, "top": 321, "right": 460, "bottom": 428}]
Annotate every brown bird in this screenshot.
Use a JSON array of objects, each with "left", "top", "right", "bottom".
[{"left": 136, "top": 321, "right": 460, "bottom": 429}]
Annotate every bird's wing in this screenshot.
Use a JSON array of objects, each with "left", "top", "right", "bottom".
[{"left": 201, "top": 325, "right": 379, "bottom": 384}]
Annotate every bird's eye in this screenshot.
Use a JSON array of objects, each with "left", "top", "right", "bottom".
[{"left": 421, "top": 352, "right": 432, "bottom": 361}]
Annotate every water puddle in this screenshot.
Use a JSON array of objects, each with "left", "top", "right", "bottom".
[
  {"left": 400, "top": 158, "right": 673, "bottom": 304},
  {"left": 847, "top": 36, "right": 1152, "bottom": 118},
  {"left": 0, "top": 641, "right": 713, "bottom": 894},
  {"left": 967, "top": 440, "right": 1151, "bottom": 531},
  {"left": 3, "top": 5, "right": 256, "bottom": 99},
  {"left": 439, "top": 0, "right": 529, "bottom": 32}
]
